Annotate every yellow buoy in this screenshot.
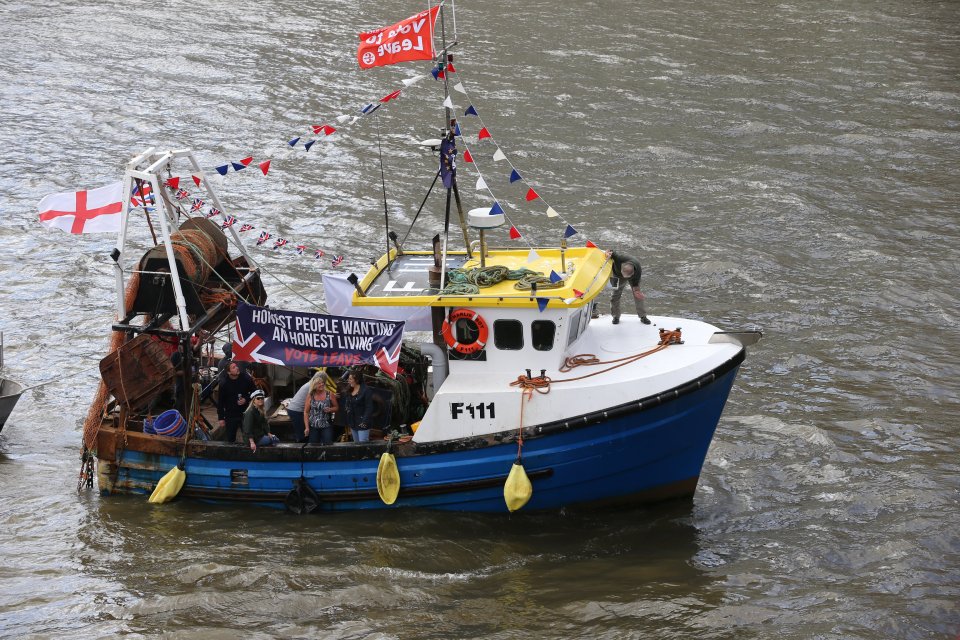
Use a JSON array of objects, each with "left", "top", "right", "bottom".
[
  {"left": 148, "top": 463, "right": 186, "bottom": 504},
  {"left": 377, "top": 452, "right": 400, "bottom": 505},
  {"left": 503, "top": 462, "right": 533, "bottom": 512}
]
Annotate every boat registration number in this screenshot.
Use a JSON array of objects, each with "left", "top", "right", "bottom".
[{"left": 450, "top": 402, "right": 496, "bottom": 420}]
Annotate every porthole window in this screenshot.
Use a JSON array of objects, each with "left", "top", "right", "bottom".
[
  {"left": 532, "top": 320, "right": 556, "bottom": 351},
  {"left": 494, "top": 319, "right": 523, "bottom": 350}
]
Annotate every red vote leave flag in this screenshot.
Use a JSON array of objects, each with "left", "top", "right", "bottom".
[{"left": 357, "top": 6, "right": 440, "bottom": 70}]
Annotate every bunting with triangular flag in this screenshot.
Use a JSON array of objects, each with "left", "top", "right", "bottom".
[{"left": 508, "top": 225, "right": 521, "bottom": 240}]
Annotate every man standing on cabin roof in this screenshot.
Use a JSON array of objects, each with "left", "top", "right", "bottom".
[
  {"left": 217, "top": 361, "right": 257, "bottom": 443},
  {"left": 606, "top": 249, "right": 651, "bottom": 325}
]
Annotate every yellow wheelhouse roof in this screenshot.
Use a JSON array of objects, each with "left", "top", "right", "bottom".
[{"left": 351, "top": 247, "right": 611, "bottom": 309}]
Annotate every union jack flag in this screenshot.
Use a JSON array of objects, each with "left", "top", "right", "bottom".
[
  {"left": 205, "top": 207, "right": 221, "bottom": 219},
  {"left": 256, "top": 231, "right": 271, "bottom": 246},
  {"left": 314, "top": 249, "right": 325, "bottom": 259},
  {"left": 220, "top": 215, "right": 237, "bottom": 229},
  {"left": 239, "top": 223, "right": 254, "bottom": 233},
  {"left": 130, "top": 182, "right": 154, "bottom": 208},
  {"left": 296, "top": 244, "right": 306, "bottom": 255},
  {"left": 273, "top": 238, "right": 288, "bottom": 249},
  {"left": 174, "top": 188, "right": 190, "bottom": 201},
  {"left": 190, "top": 198, "right": 205, "bottom": 212},
  {"left": 331, "top": 255, "right": 344, "bottom": 267}
]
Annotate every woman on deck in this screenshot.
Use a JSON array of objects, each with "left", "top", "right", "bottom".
[
  {"left": 304, "top": 372, "right": 339, "bottom": 445},
  {"left": 343, "top": 371, "right": 374, "bottom": 443},
  {"left": 243, "top": 389, "right": 279, "bottom": 452}
]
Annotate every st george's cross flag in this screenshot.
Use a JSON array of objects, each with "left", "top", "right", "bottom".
[{"left": 38, "top": 182, "right": 124, "bottom": 234}]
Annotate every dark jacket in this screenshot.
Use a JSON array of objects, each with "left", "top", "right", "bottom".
[
  {"left": 343, "top": 384, "right": 374, "bottom": 431},
  {"left": 217, "top": 373, "right": 257, "bottom": 421},
  {"left": 242, "top": 407, "right": 270, "bottom": 442},
  {"left": 610, "top": 251, "right": 642, "bottom": 287}
]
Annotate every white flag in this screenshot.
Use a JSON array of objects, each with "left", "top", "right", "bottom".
[
  {"left": 545, "top": 206, "right": 559, "bottom": 218},
  {"left": 402, "top": 74, "right": 426, "bottom": 87},
  {"left": 475, "top": 177, "right": 487, "bottom": 190},
  {"left": 453, "top": 82, "right": 466, "bottom": 94},
  {"left": 442, "top": 96, "right": 454, "bottom": 109},
  {"left": 492, "top": 148, "right": 507, "bottom": 162}
]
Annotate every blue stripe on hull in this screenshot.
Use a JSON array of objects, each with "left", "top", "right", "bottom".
[{"left": 114, "top": 366, "right": 740, "bottom": 512}]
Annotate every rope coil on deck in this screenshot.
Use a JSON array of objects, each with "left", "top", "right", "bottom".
[{"left": 439, "top": 266, "right": 563, "bottom": 295}]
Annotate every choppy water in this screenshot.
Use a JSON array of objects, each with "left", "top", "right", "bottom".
[{"left": 1, "top": 0, "right": 958, "bottom": 637}]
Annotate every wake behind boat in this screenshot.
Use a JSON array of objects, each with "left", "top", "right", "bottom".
[{"left": 63, "top": 5, "right": 760, "bottom": 512}]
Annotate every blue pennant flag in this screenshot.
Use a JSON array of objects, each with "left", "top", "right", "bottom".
[
  {"left": 304, "top": 140, "right": 316, "bottom": 151},
  {"left": 489, "top": 201, "right": 504, "bottom": 216},
  {"left": 549, "top": 270, "right": 563, "bottom": 284},
  {"left": 454, "top": 123, "right": 461, "bottom": 136},
  {"left": 215, "top": 165, "right": 229, "bottom": 176},
  {"left": 431, "top": 67, "right": 441, "bottom": 80},
  {"left": 288, "top": 137, "right": 300, "bottom": 146},
  {"left": 563, "top": 224, "right": 578, "bottom": 239},
  {"left": 361, "top": 103, "right": 380, "bottom": 115},
  {"left": 536, "top": 297, "right": 549, "bottom": 312},
  {"left": 465, "top": 105, "right": 478, "bottom": 116},
  {"left": 231, "top": 162, "right": 245, "bottom": 172},
  {"left": 509, "top": 169, "right": 522, "bottom": 183}
]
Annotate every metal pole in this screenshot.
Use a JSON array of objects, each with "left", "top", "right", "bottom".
[{"left": 375, "top": 113, "right": 392, "bottom": 273}]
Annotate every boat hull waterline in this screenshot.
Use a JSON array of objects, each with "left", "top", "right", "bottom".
[{"left": 96, "top": 353, "right": 742, "bottom": 512}]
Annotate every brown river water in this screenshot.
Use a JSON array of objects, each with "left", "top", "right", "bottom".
[{"left": 1, "top": 0, "right": 958, "bottom": 637}]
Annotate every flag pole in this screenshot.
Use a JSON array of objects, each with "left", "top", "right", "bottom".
[
  {"left": 438, "top": 4, "right": 472, "bottom": 259},
  {"left": 375, "top": 113, "right": 392, "bottom": 274}
]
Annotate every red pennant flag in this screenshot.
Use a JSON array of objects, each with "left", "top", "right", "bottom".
[
  {"left": 447, "top": 63, "right": 456, "bottom": 73},
  {"left": 509, "top": 225, "right": 521, "bottom": 240},
  {"left": 322, "top": 125, "right": 336, "bottom": 135},
  {"left": 259, "top": 160, "right": 271, "bottom": 176},
  {"left": 311, "top": 125, "right": 324, "bottom": 134},
  {"left": 191, "top": 175, "right": 202, "bottom": 187},
  {"left": 463, "top": 149, "right": 473, "bottom": 163},
  {"left": 165, "top": 177, "right": 180, "bottom": 190},
  {"left": 437, "top": 69, "right": 445, "bottom": 80},
  {"left": 380, "top": 89, "right": 402, "bottom": 103},
  {"left": 478, "top": 127, "right": 491, "bottom": 140},
  {"left": 585, "top": 240, "right": 597, "bottom": 248},
  {"left": 240, "top": 157, "right": 253, "bottom": 166},
  {"left": 573, "top": 289, "right": 584, "bottom": 298},
  {"left": 525, "top": 188, "right": 539, "bottom": 202}
]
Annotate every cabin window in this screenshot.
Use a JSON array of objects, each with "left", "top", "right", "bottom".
[
  {"left": 494, "top": 319, "right": 523, "bottom": 350},
  {"left": 532, "top": 320, "right": 556, "bottom": 351},
  {"left": 567, "top": 309, "right": 582, "bottom": 346}
]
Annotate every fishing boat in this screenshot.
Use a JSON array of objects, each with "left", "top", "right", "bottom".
[
  {"left": 82, "top": 6, "right": 760, "bottom": 512},
  {"left": 0, "top": 333, "right": 24, "bottom": 433}
]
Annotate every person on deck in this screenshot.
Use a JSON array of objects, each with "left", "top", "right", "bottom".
[
  {"left": 343, "top": 371, "right": 374, "bottom": 443},
  {"left": 304, "top": 372, "right": 339, "bottom": 445},
  {"left": 243, "top": 389, "right": 279, "bottom": 452},
  {"left": 217, "top": 361, "right": 257, "bottom": 443},
  {"left": 605, "top": 249, "right": 651, "bottom": 325},
  {"left": 287, "top": 376, "right": 312, "bottom": 443}
]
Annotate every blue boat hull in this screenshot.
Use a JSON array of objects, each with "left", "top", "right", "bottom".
[{"left": 100, "top": 355, "right": 742, "bottom": 513}]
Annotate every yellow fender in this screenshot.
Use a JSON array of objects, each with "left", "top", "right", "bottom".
[
  {"left": 503, "top": 462, "right": 533, "bottom": 512},
  {"left": 148, "top": 463, "right": 185, "bottom": 504},
  {"left": 377, "top": 452, "right": 400, "bottom": 505}
]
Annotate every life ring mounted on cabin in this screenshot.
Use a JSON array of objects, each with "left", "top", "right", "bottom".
[{"left": 441, "top": 308, "right": 489, "bottom": 355}]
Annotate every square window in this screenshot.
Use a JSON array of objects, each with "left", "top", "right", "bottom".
[
  {"left": 494, "top": 319, "right": 523, "bottom": 350},
  {"left": 532, "top": 320, "right": 556, "bottom": 351}
]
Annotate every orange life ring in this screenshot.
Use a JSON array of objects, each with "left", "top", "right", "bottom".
[{"left": 441, "top": 308, "right": 489, "bottom": 355}]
